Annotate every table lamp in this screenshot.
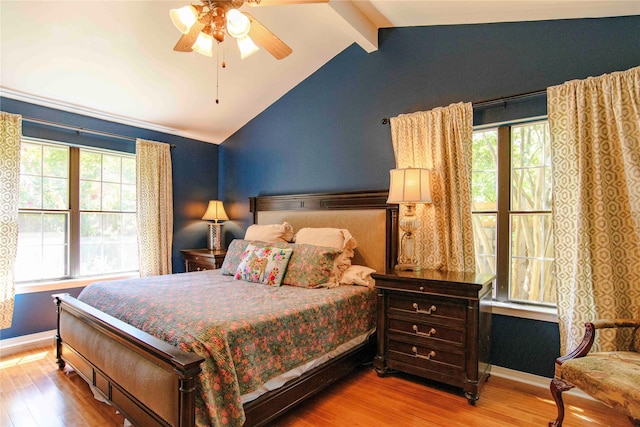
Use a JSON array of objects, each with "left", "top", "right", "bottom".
[
  {"left": 387, "top": 168, "right": 432, "bottom": 270},
  {"left": 202, "top": 200, "right": 229, "bottom": 250}
]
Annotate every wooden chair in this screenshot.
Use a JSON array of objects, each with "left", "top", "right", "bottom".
[{"left": 549, "top": 316, "right": 640, "bottom": 427}]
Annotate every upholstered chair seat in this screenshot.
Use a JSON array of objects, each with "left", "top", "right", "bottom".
[{"left": 549, "top": 318, "right": 640, "bottom": 427}]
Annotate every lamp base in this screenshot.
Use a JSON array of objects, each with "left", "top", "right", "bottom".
[
  {"left": 207, "top": 223, "right": 223, "bottom": 251},
  {"left": 395, "top": 263, "right": 421, "bottom": 271}
]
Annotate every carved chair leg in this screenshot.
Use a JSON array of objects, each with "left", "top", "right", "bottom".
[
  {"left": 549, "top": 377, "right": 574, "bottom": 427},
  {"left": 53, "top": 294, "right": 66, "bottom": 370},
  {"left": 54, "top": 333, "right": 65, "bottom": 370}
]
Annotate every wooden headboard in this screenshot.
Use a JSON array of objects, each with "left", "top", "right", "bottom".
[{"left": 249, "top": 190, "right": 399, "bottom": 274}]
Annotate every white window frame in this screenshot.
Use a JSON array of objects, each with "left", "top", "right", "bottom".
[{"left": 15, "top": 138, "right": 139, "bottom": 293}]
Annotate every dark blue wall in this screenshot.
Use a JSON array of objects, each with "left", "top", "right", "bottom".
[
  {"left": 492, "top": 314, "right": 561, "bottom": 376},
  {"left": 1, "top": 98, "right": 219, "bottom": 339},
  {"left": 219, "top": 16, "right": 640, "bottom": 377}
]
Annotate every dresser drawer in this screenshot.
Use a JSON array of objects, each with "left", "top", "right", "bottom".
[
  {"left": 388, "top": 338, "right": 465, "bottom": 372},
  {"left": 388, "top": 293, "right": 466, "bottom": 324},
  {"left": 189, "top": 254, "right": 216, "bottom": 266},
  {"left": 181, "top": 249, "right": 226, "bottom": 272},
  {"left": 188, "top": 260, "right": 216, "bottom": 271},
  {"left": 388, "top": 316, "right": 465, "bottom": 347}
]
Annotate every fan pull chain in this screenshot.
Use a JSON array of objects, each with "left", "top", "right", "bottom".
[
  {"left": 221, "top": 40, "right": 226, "bottom": 69},
  {"left": 215, "top": 42, "right": 227, "bottom": 104},
  {"left": 215, "top": 43, "right": 221, "bottom": 104}
]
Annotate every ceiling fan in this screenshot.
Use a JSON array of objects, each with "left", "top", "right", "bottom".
[{"left": 170, "top": 0, "right": 328, "bottom": 61}]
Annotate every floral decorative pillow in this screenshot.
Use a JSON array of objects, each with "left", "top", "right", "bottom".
[
  {"left": 294, "top": 228, "right": 358, "bottom": 285},
  {"left": 234, "top": 244, "right": 293, "bottom": 286},
  {"left": 282, "top": 244, "right": 342, "bottom": 288},
  {"left": 220, "top": 239, "right": 287, "bottom": 275}
]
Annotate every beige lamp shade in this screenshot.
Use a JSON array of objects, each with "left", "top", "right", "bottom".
[
  {"left": 202, "top": 200, "right": 229, "bottom": 222},
  {"left": 387, "top": 168, "right": 432, "bottom": 204}
]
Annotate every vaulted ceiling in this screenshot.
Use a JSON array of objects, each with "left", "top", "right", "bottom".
[{"left": 1, "top": 1, "right": 638, "bottom": 144}]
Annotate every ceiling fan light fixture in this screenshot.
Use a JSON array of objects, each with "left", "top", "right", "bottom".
[
  {"left": 192, "top": 32, "right": 214, "bottom": 57},
  {"left": 170, "top": 5, "right": 198, "bottom": 34},
  {"left": 226, "top": 9, "right": 251, "bottom": 39},
  {"left": 237, "top": 35, "right": 260, "bottom": 59}
]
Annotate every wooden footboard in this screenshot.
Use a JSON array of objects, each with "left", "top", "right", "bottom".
[
  {"left": 54, "top": 293, "right": 204, "bottom": 427},
  {"left": 55, "top": 292, "right": 375, "bottom": 427}
]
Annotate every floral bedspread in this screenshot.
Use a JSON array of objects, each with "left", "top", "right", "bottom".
[{"left": 78, "top": 270, "right": 376, "bottom": 427}]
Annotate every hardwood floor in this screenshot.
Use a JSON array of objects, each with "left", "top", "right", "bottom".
[{"left": 0, "top": 346, "right": 632, "bottom": 427}]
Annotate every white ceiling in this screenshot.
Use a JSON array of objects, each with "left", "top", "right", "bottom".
[{"left": 1, "top": 1, "right": 638, "bottom": 145}]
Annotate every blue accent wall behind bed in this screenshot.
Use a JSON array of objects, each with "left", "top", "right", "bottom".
[{"left": 218, "top": 16, "right": 640, "bottom": 377}]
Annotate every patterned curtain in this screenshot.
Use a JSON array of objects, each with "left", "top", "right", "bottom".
[
  {"left": 390, "top": 102, "right": 475, "bottom": 272},
  {"left": 136, "top": 139, "right": 173, "bottom": 276},
  {"left": 548, "top": 66, "right": 640, "bottom": 354},
  {"left": 0, "top": 112, "right": 22, "bottom": 329}
]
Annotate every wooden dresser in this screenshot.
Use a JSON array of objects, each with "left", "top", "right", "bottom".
[
  {"left": 180, "top": 248, "right": 227, "bottom": 272},
  {"left": 371, "top": 269, "right": 494, "bottom": 404}
]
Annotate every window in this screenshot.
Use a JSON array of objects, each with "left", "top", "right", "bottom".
[
  {"left": 471, "top": 120, "right": 556, "bottom": 306},
  {"left": 16, "top": 139, "right": 138, "bottom": 282}
]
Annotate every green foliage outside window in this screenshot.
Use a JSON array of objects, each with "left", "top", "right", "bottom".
[
  {"left": 16, "top": 140, "right": 137, "bottom": 282},
  {"left": 471, "top": 121, "right": 556, "bottom": 306}
]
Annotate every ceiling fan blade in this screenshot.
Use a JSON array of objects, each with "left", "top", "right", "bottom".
[
  {"left": 250, "top": 0, "right": 328, "bottom": 5},
  {"left": 246, "top": 13, "right": 292, "bottom": 60},
  {"left": 173, "top": 20, "right": 205, "bottom": 52}
]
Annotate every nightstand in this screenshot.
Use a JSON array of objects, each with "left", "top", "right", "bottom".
[
  {"left": 371, "top": 269, "right": 494, "bottom": 404},
  {"left": 180, "top": 248, "right": 227, "bottom": 272}
]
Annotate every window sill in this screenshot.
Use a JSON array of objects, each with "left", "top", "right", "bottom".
[
  {"left": 491, "top": 301, "right": 558, "bottom": 323},
  {"left": 15, "top": 273, "right": 140, "bottom": 295}
]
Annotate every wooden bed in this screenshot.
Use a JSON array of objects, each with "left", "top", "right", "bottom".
[{"left": 54, "top": 190, "right": 398, "bottom": 427}]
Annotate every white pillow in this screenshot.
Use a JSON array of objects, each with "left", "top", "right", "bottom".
[
  {"left": 244, "top": 222, "right": 294, "bottom": 243},
  {"left": 294, "top": 227, "right": 357, "bottom": 252},
  {"left": 340, "top": 265, "right": 376, "bottom": 287}
]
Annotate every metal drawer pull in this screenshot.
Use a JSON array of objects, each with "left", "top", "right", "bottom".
[
  {"left": 412, "top": 325, "right": 436, "bottom": 337},
  {"left": 412, "top": 303, "right": 437, "bottom": 315},
  {"left": 412, "top": 347, "right": 436, "bottom": 360}
]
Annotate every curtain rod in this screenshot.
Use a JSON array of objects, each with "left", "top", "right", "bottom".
[
  {"left": 380, "top": 89, "right": 547, "bottom": 124},
  {"left": 22, "top": 117, "right": 176, "bottom": 148}
]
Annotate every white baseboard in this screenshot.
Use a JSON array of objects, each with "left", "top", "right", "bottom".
[
  {"left": 491, "top": 365, "right": 595, "bottom": 401},
  {"left": 0, "top": 330, "right": 596, "bottom": 404},
  {"left": 0, "top": 329, "right": 56, "bottom": 358}
]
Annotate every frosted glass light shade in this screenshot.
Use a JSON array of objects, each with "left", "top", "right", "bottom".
[
  {"left": 192, "top": 32, "right": 214, "bottom": 57},
  {"left": 387, "top": 168, "right": 432, "bottom": 204},
  {"left": 226, "top": 9, "right": 251, "bottom": 39},
  {"left": 170, "top": 6, "right": 198, "bottom": 34},
  {"left": 202, "top": 200, "right": 229, "bottom": 222},
  {"left": 237, "top": 36, "right": 259, "bottom": 59}
]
